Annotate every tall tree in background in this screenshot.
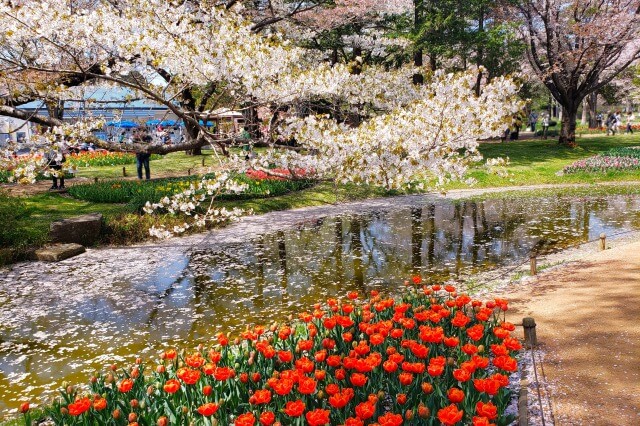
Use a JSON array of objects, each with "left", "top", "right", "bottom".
[{"left": 514, "top": 0, "right": 640, "bottom": 145}]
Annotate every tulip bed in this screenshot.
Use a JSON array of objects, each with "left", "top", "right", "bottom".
[
  {"left": 28, "top": 282, "right": 520, "bottom": 426},
  {"left": 66, "top": 151, "right": 162, "bottom": 168},
  {"left": 563, "top": 146, "right": 640, "bottom": 174},
  {"left": 68, "top": 174, "right": 315, "bottom": 211}
]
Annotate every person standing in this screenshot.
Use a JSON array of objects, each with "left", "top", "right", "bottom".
[
  {"left": 136, "top": 131, "right": 152, "bottom": 180},
  {"left": 241, "top": 126, "right": 252, "bottom": 160},
  {"left": 625, "top": 112, "right": 634, "bottom": 134},
  {"left": 46, "top": 144, "right": 67, "bottom": 190},
  {"left": 541, "top": 113, "right": 550, "bottom": 139},
  {"left": 528, "top": 111, "right": 538, "bottom": 132},
  {"left": 606, "top": 112, "right": 616, "bottom": 135},
  {"left": 510, "top": 115, "right": 522, "bottom": 140}
]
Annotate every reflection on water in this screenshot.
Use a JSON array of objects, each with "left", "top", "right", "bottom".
[{"left": 1, "top": 194, "right": 639, "bottom": 416}]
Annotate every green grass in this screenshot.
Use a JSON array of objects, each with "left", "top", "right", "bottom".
[
  {"left": 0, "top": 192, "right": 126, "bottom": 263},
  {"left": 12, "top": 193, "right": 125, "bottom": 246},
  {"left": 218, "top": 182, "right": 395, "bottom": 214},
  {"left": 73, "top": 151, "right": 220, "bottom": 179},
  {"left": 458, "top": 183, "right": 640, "bottom": 202},
  {"left": 443, "top": 134, "right": 640, "bottom": 189}
]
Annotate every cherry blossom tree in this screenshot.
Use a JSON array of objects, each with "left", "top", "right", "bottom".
[
  {"left": 513, "top": 0, "right": 640, "bottom": 144},
  {"left": 0, "top": 0, "right": 522, "bottom": 236}
]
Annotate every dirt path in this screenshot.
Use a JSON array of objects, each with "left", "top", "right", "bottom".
[{"left": 496, "top": 240, "right": 640, "bottom": 425}]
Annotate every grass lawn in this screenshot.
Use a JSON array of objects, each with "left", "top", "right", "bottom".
[
  {"left": 444, "top": 134, "right": 640, "bottom": 189},
  {"left": 73, "top": 150, "right": 222, "bottom": 179},
  {"left": 20, "top": 193, "right": 125, "bottom": 232}
]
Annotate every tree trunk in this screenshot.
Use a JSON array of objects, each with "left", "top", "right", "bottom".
[
  {"left": 45, "top": 100, "right": 65, "bottom": 123},
  {"left": 587, "top": 91, "right": 598, "bottom": 128},
  {"left": 413, "top": 49, "right": 424, "bottom": 85},
  {"left": 413, "top": 0, "right": 424, "bottom": 85},
  {"left": 184, "top": 121, "right": 205, "bottom": 155},
  {"left": 581, "top": 98, "right": 588, "bottom": 124},
  {"left": 242, "top": 101, "right": 261, "bottom": 140},
  {"left": 474, "top": 6, "right": 485, "bottom": 96},
  {"left": 558, "top": 104, "right": 578, "bottom": 145}
]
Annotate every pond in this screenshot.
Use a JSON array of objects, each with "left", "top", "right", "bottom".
[{"left": 1, "top": 192, "right": 640, "bottom": 417}]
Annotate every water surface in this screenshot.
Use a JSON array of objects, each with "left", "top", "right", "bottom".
[{"left": 1, "top": 193, "right": 639, "bottom": 417}]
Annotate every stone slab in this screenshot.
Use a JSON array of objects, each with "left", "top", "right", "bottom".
[
  {"left": 35, "top": 244, "right": 86, "bottom": 262},
  {"left": 49, "top": 213, "right": 103, "bottom": 246}
]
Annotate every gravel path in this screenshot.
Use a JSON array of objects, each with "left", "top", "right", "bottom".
[{"left": 490, "top": 237, "right": 640, "bottom": 425}]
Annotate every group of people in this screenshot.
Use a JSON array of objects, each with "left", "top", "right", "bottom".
[
  {"left": 502, "top": 111, "right": 551, "bottom": 142},
  {"left": 603, "top": 111, "right": 634, "bottom": 135},
  {"left": 113, "top": 125, "right": 182, "bottom": 146}
]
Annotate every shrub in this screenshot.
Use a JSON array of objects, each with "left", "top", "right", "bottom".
[{"left": 34, "top": 283, "right": 519, "bottom": 426}]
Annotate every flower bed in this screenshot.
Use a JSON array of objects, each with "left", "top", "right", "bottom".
[
  {"left": 26, "top": 282, "right": 520, "bottom": 426},
  {"left": 68, "top": 174, "right": 315, "bottom": 210},
  {"left": 563, "top": 147, "right": 640, "bottom": 174},
  {"left": 246, "top": 168, "right": 310, "bottom": 181},
  {"left": 0, "top": 158, "right": 74, "bottom": 183},
  {"left": 603, "top": 147, "right": 640, "bottom": 159},
  {"left": 572, "top": 124, "right": 640, "bottom": 135},
  {"left": 66, "top": 151, "right": 161, "bottom": 168}
]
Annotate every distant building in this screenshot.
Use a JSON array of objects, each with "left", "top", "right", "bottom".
[{"left": 7, "top": 88, "right": 245, "bottom": 144}]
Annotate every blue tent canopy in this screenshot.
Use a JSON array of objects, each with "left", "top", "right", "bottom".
[
  {"left": 198, "top": 120, "right": 216, "bottom": 126},
  {"left": 106, "top": 120, "right": 138, "bottom": 128},
  {"left": 147, "top": 119, "right": 179, "bottom": 127}
]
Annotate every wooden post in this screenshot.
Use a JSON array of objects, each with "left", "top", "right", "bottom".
[
  {"left": 188, "top": 168, "right": 191, "bottom": 176},
  {"left": 530, "top": 254, "right": 537, "bottom": 276},
  {"left": 122, "top": 167, "right": 126, "bottom": 177},
  {"left": 518, "top": 383, "right": 528, "bottom": 426},
  {"left": 600, "top": 233, "right": 606, "bottom": 251},
  {"left": 523, "top": 317, "right": 537, "bottom": 348},
  {"left": 201, "top": 157, "right": 205, "bottom": 167}
]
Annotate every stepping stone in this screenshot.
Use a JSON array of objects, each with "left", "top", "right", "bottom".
[
  {"left": 49, "top": 213, "right": 103, "bottom": 246},
  {"left": 35, "top": 243, "right": 86, "bottom": 262}
]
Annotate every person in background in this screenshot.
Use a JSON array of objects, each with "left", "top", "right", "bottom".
[
  {"left": 118, "top": 131, "right": 126, "bottom": 143},
  {"left": 510, "top": 115, "right": 522, "bottom": 140},
  {"left": 605, "top": 112, "right": 616, "bottom": 135},
  {"left": 541, "top": 113, "right": 550, "bottom": 139},
  {"left": 136, "top": 131, "right": 152, "bottom": 180},
  {"left": 501, "top": 126, "right": 510, "bottom": 143},
  {"left": 625, "top": 112, "right": 634, "bottom": 134},
  {"left": 46, "top": 143, "right": 67, "bottom": 190},
  {"left": 241, "top": 126, "right": 252, "bottom": 160},
  {"left": 528, "top": 111, "right": 538, "bottom": 132}
]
